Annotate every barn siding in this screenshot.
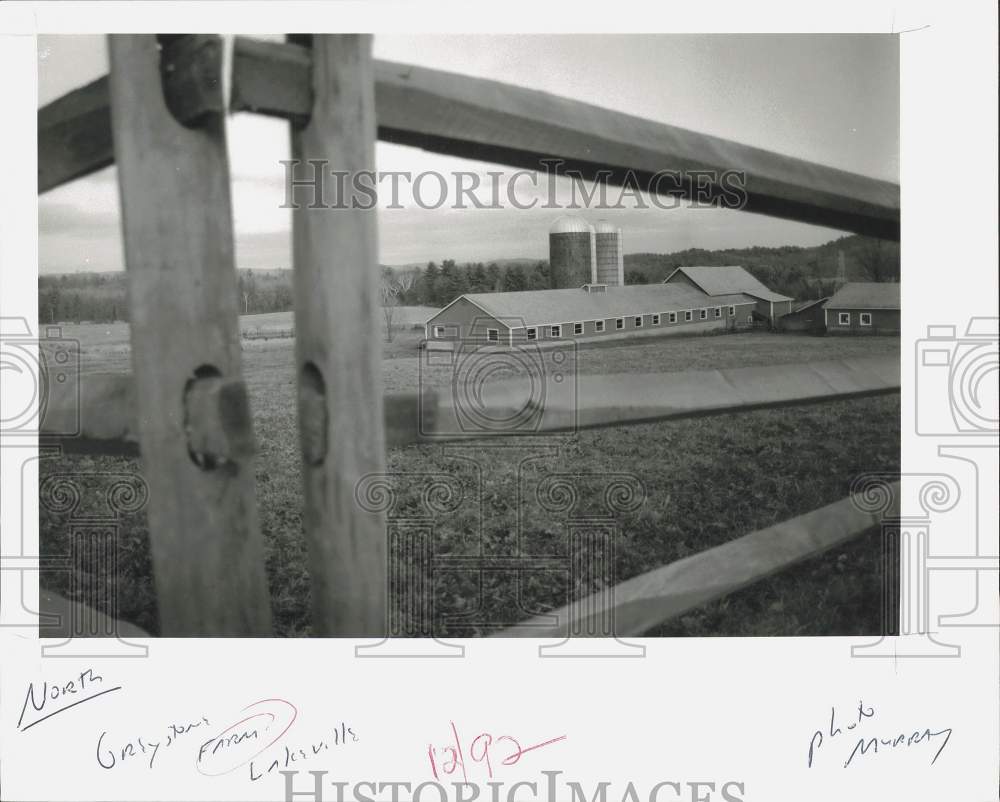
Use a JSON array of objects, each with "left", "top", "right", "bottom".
[
  {"left": 663, "top": 272, "right": 704, "bottom": 293},
  {"left": 825, "top": 307, "right": 900, "bottom": 335},
  {"left": 507, "top": 301, "right": 756, "bottom": 345},
  {"left": 425, "top": 297, "right": 509, "bottom": 344},
  {"left": 780, "top": 302, "right": 827, "bottom": 332},
  {"left": 428, "top": 295, "right": 758, "bottom": 348}
]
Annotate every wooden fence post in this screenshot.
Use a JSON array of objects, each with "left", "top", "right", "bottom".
[
  {"left": 107, "top": 35, "right": 272, "bottom": 635},
  {"left": 289, "top": 35, "right": 387, "bottom": 636}
]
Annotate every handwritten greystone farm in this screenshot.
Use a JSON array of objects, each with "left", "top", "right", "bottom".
[{"left": 6, "top": 18, "right": 997, "bottom": 802}]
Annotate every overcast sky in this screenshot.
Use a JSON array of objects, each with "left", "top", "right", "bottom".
[{"left": 38, "top": 34, "right": 898, "bottom": 274}]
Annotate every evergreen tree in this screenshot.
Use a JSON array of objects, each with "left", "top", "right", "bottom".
[
  {"left": 470, "top": 263, "right": 488, "bottom": 292},
  {"left": 501, "top": 265, "right": 528, "bottom": 292},
  {"left": 485, "top": 262, "right": 501, "bottom": 292},
  {"left": 421, "top": 261, "right": 440, "bottom": 306}
]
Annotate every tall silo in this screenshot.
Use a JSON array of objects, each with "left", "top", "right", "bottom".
[
  {"left": 594, "top": 220, "right": 624, "bottom": 286},
  {"left": 549, "top": 215, "right": 596, "bottom": 288}
]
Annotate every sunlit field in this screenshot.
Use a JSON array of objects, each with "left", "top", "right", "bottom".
[{"left": 39, "top": 325, "right": 900, "bottom": 637}]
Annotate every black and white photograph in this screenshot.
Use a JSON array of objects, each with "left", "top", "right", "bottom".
[
  {"left": 34, "top": 33, "right": 904, "bottom": 639},
  {"left": 1, "top": 5, "right": 997, "bottom": 801}
]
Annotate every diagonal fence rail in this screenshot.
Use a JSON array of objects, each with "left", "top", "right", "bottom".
[{"left": 35, "top": 34, "right": 902, "bottom": 637}]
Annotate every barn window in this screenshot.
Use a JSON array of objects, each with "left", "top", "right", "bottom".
[
  {"left": 729, "top": 306, "right": 736, "bottom": 316},
  {"left": 684, "top": 310, "right": 693, "bottom": 322},
  {"left": 634, "top": 316, "right": 643, "bottom": 328},
  {"left": 714, "top": 307, "right": 722, "bottom": 318},
  {"left": 668, "top": 312, "right": 677, "bottom": 323},
  {"left": 487, "top": 328, "right": 499, "bottom": 342},
  {"left": 747, "top": 314, "right": 754, "bottom": 323},
  {"left": 839, "top": 312, "right": 851, "bottom": 325},
  {"left": 526, "top": 327, "right": 537, "bottom": 340},
  {"left": 595, "top": 320, "right": 605, "bottom": 332},
  {"left": 860, "top": 313, "right": 872, "bottom": 326},
  {"left": 616, "top": 318, "right": 624, "bottom": 330},
  {"left": 699, "top": 309, "right": 708, "bottom": 320},
  {"left": 574, "top": 322, "right": 583, "bottom": 335},
  {"left": 551, "top": 325, "right": 561, "bottom": 337},
  {"left": 433, "top": 325, "right": 445, "bottom": 338},
  {"left": 652, "top": 314, "right": 660, "bottom": 325}
]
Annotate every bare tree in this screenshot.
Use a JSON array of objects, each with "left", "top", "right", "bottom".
[
  {"left": 396, "top": 268, "right": 417, "bottom": 302},
  {"left": 379, "top": 268, "right": 401, "bottom": 342},
  {"left": 856, "top": 238, "right": 900, "bottom": 283}
]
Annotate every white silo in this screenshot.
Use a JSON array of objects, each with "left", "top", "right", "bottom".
[{"left": 594, "top": 220, "right": 624, "bottom": 286}]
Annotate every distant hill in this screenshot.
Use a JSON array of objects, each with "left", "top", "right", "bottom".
[
  {"left": 39, "top": 235, "right": 898, "bottom": 323},
  {"left": 623, "top": 234, "right": 899, "bottom": 299}
]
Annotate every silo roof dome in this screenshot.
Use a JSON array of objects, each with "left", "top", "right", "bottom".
[
  {"left": 550, "top": 215, "right": 592, "bottom": 235},
  {"left": 593, "top": 220, "right": 619, "bottom": 234}
]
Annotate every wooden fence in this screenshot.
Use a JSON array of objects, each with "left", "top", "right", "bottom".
[{"left": 38, "top": 34, "right": 901, "bottom": 637}]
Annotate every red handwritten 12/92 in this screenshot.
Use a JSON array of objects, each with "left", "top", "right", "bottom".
[{"left": 427, "top": 721, "right": 566, "bottom": 782}]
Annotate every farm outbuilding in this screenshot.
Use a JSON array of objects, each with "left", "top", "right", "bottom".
[
  {"left": 824, "top": 282, "right": 900, "bottom": 335},
  {"left": 663, "top": 265, "right": 794, "bottom": 326},
  {"left": 779, "top": 297, "right": 829, "bottom": 333},
  {"left": 424, "top": 283, "right": 757, "bottom": 348}
]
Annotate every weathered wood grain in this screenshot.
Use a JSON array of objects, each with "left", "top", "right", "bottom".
[
  {"left": 230, "top": 36, "right": 900, "bottom": 241},
  {"left": 289, "top": 35, "right": 387, "bottom": 636},
  {"left": 39, "top": 36, "right": 224, "bottom": 193},
  {"left": 107, "top": 34, "right": 272, "bottom": 635},
  {"left": 498, "top": 481, "right": 901, "bottom": 637},
  {"left": 41, "top": 355, "right": 899, "bottom": 453}
]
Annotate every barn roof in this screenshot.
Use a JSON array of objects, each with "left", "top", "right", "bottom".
[
  {"left": 826, "top": 282, "right": 900, "bottom": 310},
  {"left": 431, "top": 284, "right": 756, "bottom": 328},
  {"left": 790, "top": 297, "right": 829, "bottom": 314},
  {"left": 665, "top": 265, "right": 793, "bottom": 303}
]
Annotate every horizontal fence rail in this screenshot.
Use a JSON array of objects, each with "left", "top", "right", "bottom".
[
  {"left": 38, "top": 36, "right": 899, "bottom": 241},
  {"left": 499, "top": 482, "right": 901, "bottom": 637},
  {"left": 42, "top": 355, "right": 899, "bottom": 455},
  {"left": 39, "top": 35, "right": 225, "bottom": 193}
]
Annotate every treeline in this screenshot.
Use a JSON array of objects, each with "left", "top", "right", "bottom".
[
  {"left": 624, "top": 234, "right": 901, "bottom": 299},
  {"left": 39, "top": 273, "right": 130, "bottom": 324},
  {"left": 38, "top": 262, "right": 555, "bottom": 323},
  {"left": 386, "top": 259, "right": 552, "bottom": 308},
  {"left": 38, "top": 269, "right": 297, "bottom": 324},
  {"left": 39, "top": 234, "right": 900, "bottom": 323}
]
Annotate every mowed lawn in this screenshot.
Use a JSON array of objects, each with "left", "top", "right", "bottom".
[{"left": 39, "top": 329, "right": 899, "bottom": 637}]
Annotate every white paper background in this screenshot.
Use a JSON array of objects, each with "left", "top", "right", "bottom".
[{"left": 1, "top": 2, "right": 997, "bottom": 801}]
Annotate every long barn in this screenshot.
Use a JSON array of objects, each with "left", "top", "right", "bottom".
[
  {"left": 663, "top": 265, "right": 794, "bottom": 326},
  {"left": 424, "top": 282, "right": 759, "bottom": 348}
]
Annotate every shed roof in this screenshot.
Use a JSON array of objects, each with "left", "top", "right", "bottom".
[
  {"left": 430, "top": 284, "right": 756, "bottom": 329},
  {"left": 790, "top": 297, "right": 830, "bottom": 314},
  {"left": 665, "top": 265, "right": 793, "bottom": 303},
  {"left": 826, "top": 282, "right": 900, "bottom": 310}
]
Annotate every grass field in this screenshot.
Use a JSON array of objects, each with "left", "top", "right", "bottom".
[{"left": 39, "top": 327, "right": 900, "bottom": 637}]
